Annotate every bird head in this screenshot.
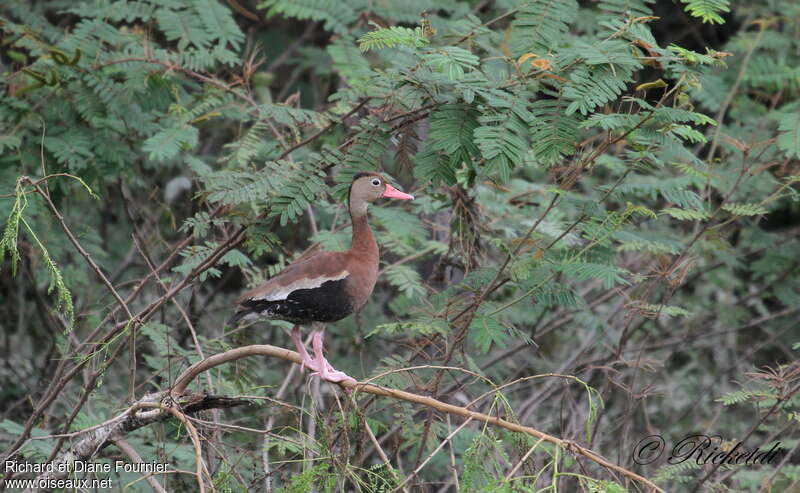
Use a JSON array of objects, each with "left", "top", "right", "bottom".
[{"left": 349, "top": 172, "right": 414, "bottom": 207}]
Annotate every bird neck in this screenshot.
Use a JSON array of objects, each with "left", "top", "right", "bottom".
[{"left": 349, "top": 198, "right": 378, "bottom": 258}]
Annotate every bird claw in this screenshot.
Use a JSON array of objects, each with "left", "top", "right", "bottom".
[
  {"left": 298, "top": 355, "right": 319, "bottom": 374},
  {"left": 308, "top": 368, "right": 356, "bottom": 385},
  {"left": 324, "top": 370, "right": 356, "bottom": 384},
  {"left": 295, "top": 329, "right": 357, "bottom": 386}
]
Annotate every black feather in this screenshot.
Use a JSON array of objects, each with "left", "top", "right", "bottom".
[{"left": 230, "top": 278, "right": 354, "bottom": 325}]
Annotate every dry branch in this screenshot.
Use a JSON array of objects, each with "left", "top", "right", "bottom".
[
  {"left": 26, "top": 393, "right": 246, "bottom": 487},
  {"left": 112, "top": 439, "right": 168, "bottom": 493},
  {"left": 21, "top": 345, "right": 665, "bottom": 493}
]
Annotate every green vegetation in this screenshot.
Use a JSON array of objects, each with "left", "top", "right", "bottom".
[{"left": 1, "top": 0, "right": 798, "bottom": 491}]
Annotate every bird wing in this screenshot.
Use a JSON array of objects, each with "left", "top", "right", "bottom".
[{"left": 235, "top": 251, "right": 350, "bottom": 306}]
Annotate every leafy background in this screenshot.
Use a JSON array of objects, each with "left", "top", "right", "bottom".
[{"left": 1, "top": 0, "right": 799, "bottom": 491}]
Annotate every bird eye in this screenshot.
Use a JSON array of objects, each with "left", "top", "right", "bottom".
[{"left": 371, "top": 178, "right": 381, "bottom": 186}]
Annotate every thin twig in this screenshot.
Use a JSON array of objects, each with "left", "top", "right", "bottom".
[
  {"left": 112, "top": 439, "right": 169, "bottom": 493},
  {"left": 504, "top": 437, "right": 545, "bottom": 481},
  {"left": 277, "top": 99, "right": 368, "bottom": 161},
  {"left": 25, "top": 179, "right": 134, "bottom": 322},
  {"left": 128, "top": 402, "right": 210, "bottom": 493},
  {"left": 361, "top": 414, "right": 410, "bottom": 493},
  {"left": 394, "top": 417, "right": 474, "bottom": 492}
]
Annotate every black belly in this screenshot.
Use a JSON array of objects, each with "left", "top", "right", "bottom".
[{"left": 237, "top": 278, "right": 354, "bottom": 324}]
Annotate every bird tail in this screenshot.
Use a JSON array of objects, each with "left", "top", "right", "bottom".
[{"left": 228, "top": 310, "right": 250, "bottom": 325}]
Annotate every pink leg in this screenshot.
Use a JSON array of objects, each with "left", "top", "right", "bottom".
[
  {"left": 290, "top": 325, "right": 318, "bottom": 372},
  {"left": 310, "top": 330, "right": 356, "bottom": 384}
]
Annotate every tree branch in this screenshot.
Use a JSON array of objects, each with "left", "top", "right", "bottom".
[
  {"left": 25, "top": 393, "right": 247, "bottom": 487},
  {"left": 181, "top": 346, "right": 664, "bottom": 492},
  {"left": 18, "top": 344, "right": 665, "bottom": 493},
  {"left": 19, "top": 345, "right": 664, "bottom": 492}
]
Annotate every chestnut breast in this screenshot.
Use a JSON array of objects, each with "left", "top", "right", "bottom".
[{"left": 344, "top": 249, "right": 379, "bottom": 312}]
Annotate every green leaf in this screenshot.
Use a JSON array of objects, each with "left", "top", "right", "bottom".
[
  {"left": 679, "top": 0, "right": 730, "bottom": 24},
  {"left": 776, "top": 110, "right": 800, "bottom": 159},
  {"left": 565, "top": 65, "right": 634, "bottom": 116},
  {"left": 140, "top": 322, "right": 183, "bottom": 360},
  {"left": 530, "top": 99, "right": 580, "bottom": 165},
  {"left": 143, "top": 125, "right": 199, "bottom": 162},
  {"left": 668, "top": 124, "right": 707, "bottom": 144},
  {"left": 358, "top": 25, "right": 429, "bottom": 52},
  {"left": 469, "top": 316, "right": 510, "bottom": 354},
  {"left": 661, "top": 207, "right": 710, "bottom": 220},
  {"left": 581, "top": 113, "right": 637, "bottom": 131},
  {"left": 508, "top": 0, "right": 579, "bottom": 56},
  {"left": 258, "top": 0, "right": 356, "bottom": 35},
  {"left": 415, "top": 104, "right": 481, "bottom": 185},
  {"left": 717, "top": 390, "right": 756, "bottom": 406},
  {"left": 557, "top": 262, "right": 631, "bottom": 289},
  {"left": 722, "top": 203, "right": 768, "bottom": 216},
  {"left": 372, "top": 206, "right": 427, "bottom": 239},
  {"left": 574, "top": 39, "right": 644, "bottom": 69},
  {"left": 328, "top": 37, "right": 373, "bottom": 89},
  {"left": 370, "top": 319, "right": 449, "bottom": 339},
  {"left": 0, "top": 134, "right": 21, "bottom": 153},
  {"left": 475, "top": 95, "right": 533, "bottom": 181},
  {"left": 155, "top": 8, "right": 212, "bottom": 50},
  {"left": 422, "top": 47, "right": 479, "bottom": 81},
  {"left": 383, "top": 264, "right": 425, "bottom": 297},
  {"left": 196, "top": 0, "right": 244, "bottom": 48}
]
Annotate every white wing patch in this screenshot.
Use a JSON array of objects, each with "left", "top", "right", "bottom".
[{"left": 255, "top": 270, "right": 349, "bottom": 302}]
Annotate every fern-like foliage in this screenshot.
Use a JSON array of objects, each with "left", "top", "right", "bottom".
[
  {"left": 561, "top": 40, "right": 643, "bottom": 115},
  {"left": 383, "top": 264, "right": 425, "bottom": 297},
  {"left": 423, "top": 46, "right": 480, "bottom": 81},
  {"left": 200, "top": 159, "right": 327, "bottom": 225},
  {"left": 556, "top": 261, "right": 631, "bottom": 289},
  {"left": 154, "top": 1, "right": 243, "bottom": 50},
  {"left": 775, "top": 106, "right": 800, "bottom": 159},
  {"left": 258, "top": 0, "right": 357, "bottom": 34},
  {"left": 564, "top": 65, "right": 634, "bottom": 115},
  {"left": 358, "top": 25, "right": 429, "bottom": 52},
  {"left": 661, "top": 207, "right": 710, "bottom": 221},
  {"left": 469, "top": 315, "right": 511, "bottom": 354},
  {"left": 581, "top": 479, "right": 628, "bottom": 493},
  {"left": 679, "top": 0, "right": 730, "bottom": 24},
  {"left": 143, "top": 124, "right": 199, "bottom": 162},
  {"left": 744, "top": 57, "right": 800, "bottom": 92},
  {"left": 508, "top": 0, "right": 579, "bottom": 56},
  {"left": 474, "top": 91, "right": 533, "bottom": 181},
  {"left": 0, "top": 180, "right": 77, "bottom": 327},
  {"left": 530, "top": 98, "right": 580, "bottom": 165},
  {"left": 414, "top": 104, "right": 480, "bottom": 185},
  {"left": 598, "top": 0, "right": 654, "bottom": 17},
  {"left": 327, "top": 37, "right": 373, "bottom": 92},
  {"left": 342, "top": 116, "right": 391, "bottom": 174},
  {"left": 718, "top": 389, "right": 758, "bottom": 406},
  {"left": 722, "top": 203, "right": 769, "bottom": 216}
]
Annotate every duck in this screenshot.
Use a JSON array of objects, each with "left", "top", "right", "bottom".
[{"left": 231, "top": 172, "right": 415, "bottom": 383}]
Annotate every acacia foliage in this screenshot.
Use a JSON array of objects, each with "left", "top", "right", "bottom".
[{"left": 1, "top": 0, "right": 799, "bottom": 492}]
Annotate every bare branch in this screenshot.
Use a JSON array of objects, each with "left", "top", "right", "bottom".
[
  {"left": 172, "top": 345, "right": 665, "bottom": 492},
  {"left": 26, "top": 393, "right": 247, "bottom": 486},
  {"left": 18, "top": 345, "right": 664, "bottom": 492}
]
